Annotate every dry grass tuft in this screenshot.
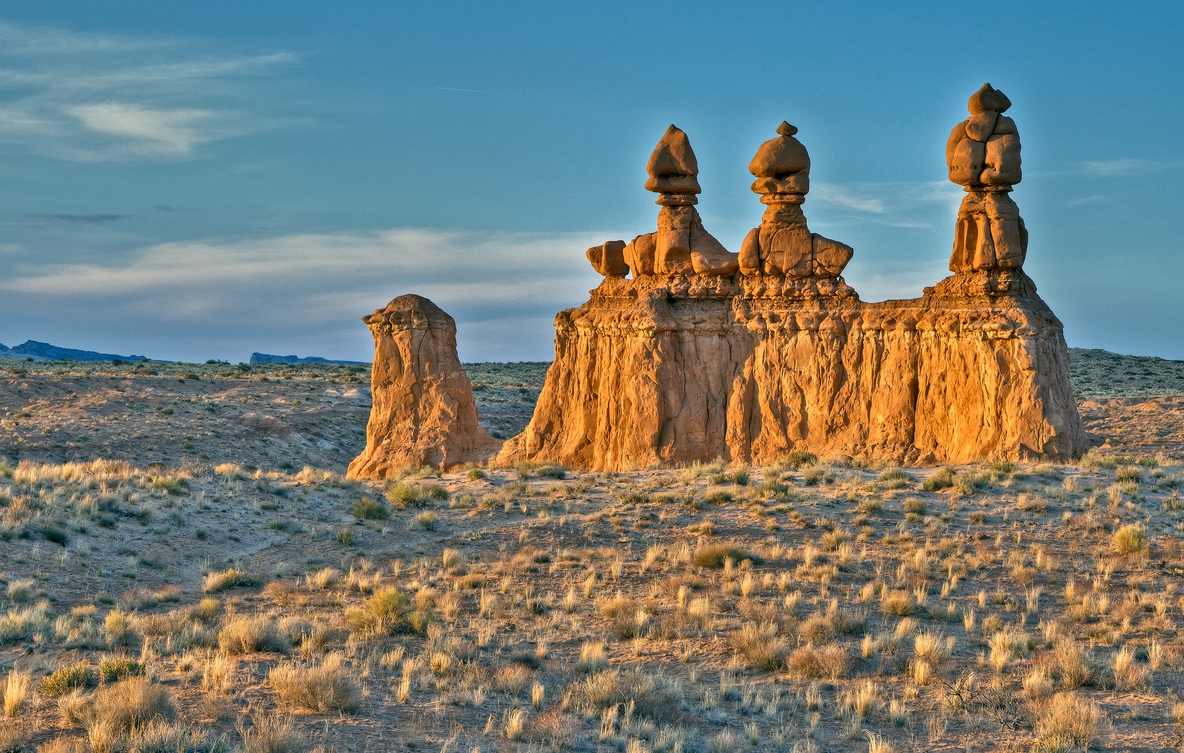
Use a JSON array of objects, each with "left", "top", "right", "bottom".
[
  {"left": 1033, "top": 692, "right": 1101, "bottom": 751},
  {"left": 692, "top": 542, "right": 757, "bottom": 569},
  {"left": 786, "top": 644, "right": 851, "bottom": 680},
  {"left": 270, "top": 652, "right": 362, "bottom": 714},
  {"left": 217, "top": 616, "right": 290, "bottom": 655},
  {"left": 731, "top": 622, "right": 789, "bottom": 671}
]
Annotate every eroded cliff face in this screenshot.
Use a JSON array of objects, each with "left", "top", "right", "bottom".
[
  {"left": 497, "top": 270, "right": 1086, "bottom": 469},
  {"left": 496, "top": 86, "right": 1087, "bottom": 470},
  {"left": 348, "top": 295, "right": 500, "bottom": 478}
]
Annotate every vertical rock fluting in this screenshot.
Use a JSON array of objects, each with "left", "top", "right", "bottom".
[
  {"left": 498, "top": 95, "right": 1088, "bottom": 470},
  {"left": 348, "top": 295, "right": 500, "bottom": 478}
]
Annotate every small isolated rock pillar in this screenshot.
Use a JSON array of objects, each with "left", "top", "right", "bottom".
[{"left": 347, "top": 294, "right": 500, "bottom": 478}]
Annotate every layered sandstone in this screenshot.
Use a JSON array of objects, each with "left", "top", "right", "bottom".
[
  {"left": 348, "top": 295, "right": 499, "bottom": 478},
  {"left": 498, "top": 92, "right": 1087, "bottom": 469}
]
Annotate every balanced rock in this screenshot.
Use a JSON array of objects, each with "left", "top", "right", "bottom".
[
  {"left": 347, "top": 295, "right": 500, "bottom": 478},
  {"left": 739, "top": 122, "right": 854, "bottom": 278},
  {"left": 947, "top": 83, "right": 1026, "bottom": 272},
  {"left": 616, "top": 125, "right": 739, "bottom": 277},
  {"left": 499, "top": 97, "right": 1087, "bottom": 470}
]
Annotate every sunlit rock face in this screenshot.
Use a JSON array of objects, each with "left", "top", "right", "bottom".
[
  {"left": 499, "top": 93, "right": 1086, "bottom": 470},
  {"left": 348, "top": 294, "right": 500, "bottom": 478}
]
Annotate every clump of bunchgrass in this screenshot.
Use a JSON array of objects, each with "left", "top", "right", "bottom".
[{"left": 269, "top": 652, "right": 362, "bottom": 714}]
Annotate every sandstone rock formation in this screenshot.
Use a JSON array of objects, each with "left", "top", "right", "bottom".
[
  {"left": 947, "top": 83, "right": 1027, "bottom": 272},
  {"left": 615, "top": 125, "right": 740, "bottom": 277},
  {"left": 739, "top": 122, "right": 854, "bottom": 278},
  {"left": 348, "top": 295, "right": 500, "bottom": 478},
  {"left": 500, "top": 93, "right": 1087, "bottom": 469}
]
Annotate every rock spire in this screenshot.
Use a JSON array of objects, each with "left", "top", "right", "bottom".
[
  {"left": 738, "top": 122, "right": 854, "bottom": 277},
  {"left": 599, "top": 125, "right": 739, "bottom": 277},
  {"left": 946, "top": 83, "right": 1026, "bottom": 272},
  {"left": 347, "top": 295, "right": 500, "bottom": 478}
]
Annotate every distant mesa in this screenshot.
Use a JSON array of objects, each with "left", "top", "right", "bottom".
[
  {"left": 0, "top": 340, "right": 150, "bottom": 363},
  {"left": 249, "top": 353, "right": 367, "bottom": 366}
]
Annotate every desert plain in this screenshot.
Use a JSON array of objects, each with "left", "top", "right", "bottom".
[{"left": 0, "top": 350, "right": 1183, "bottom": 752}]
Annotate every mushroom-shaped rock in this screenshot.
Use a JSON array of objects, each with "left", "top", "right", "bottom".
[
  {"left": 624, "top": 125, "right": 737, "bottom": 276},
  {"left": 741, "top": 122, "right": 852, "bottom": 278},
  {"left": 347, "top": 295, "right": 500, "bottom": 478},
  {"left": 644, "top": 124, "right": 701, "bottom": 202},
  {"left": 749, "top": 121, "right": 811, "bottom": 201}
]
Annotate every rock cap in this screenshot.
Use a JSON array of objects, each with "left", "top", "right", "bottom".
[
  {"left": 645, "top": 125, "right": 701, "bottom": 198},
  {"left": 968, "top": 83, "right": 1011, "bottom": 114},
  {"left": 749, "top": 121, "right": 811, "bottom": 203}
]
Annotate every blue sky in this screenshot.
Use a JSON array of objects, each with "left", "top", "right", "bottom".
[{"left": 0, "top": 2, "right": 1180, "bottom": 362}]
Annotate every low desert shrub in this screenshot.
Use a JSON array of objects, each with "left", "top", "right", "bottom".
[
  {"left": 923, "top": 468, "right": 955, "bottom": 491},
  {"left": 87, "top": 677, "right": 176, "bottom": 736},
  {"left": 571, "top": 670, "right": 681, "bottom": 723},
  {"left": 43, "top": 663, "right": 98, "bottom": 697},
  {"left": 1033, "top": 693, "right": 1100, "bottom": 751},
  {"left": 99, "top": 658, "right": 144, "bottom": 683},
  {"left": 693, "top": 543, "right": 758, "bottom": 569},
  {"left": 786, "top": 644, "right": 850, "bottom": 680},
  {"left": 217, "top": 616, "right": 290, "bottom": 655},
  {"left": 344, "top": 587, "right": 416, "bottom": 637},
  {"left": 731, "top": 622, "right": 789, "bottom": 671},
  {"left": 350, "top": 497, "right": 389, "bottom": 520},
  {"left": 202, "top": 568, "right": 260, "bottom": 594},
  {"left": 6, "top": 579, "right": 35, "bottom": 603},
  {"left": 1112, "top": 524, "right": 1148, "bottom": 556},
  {"left": 240, "top": 714, "right": 313, "bottom": 753},
  {"left": 270, "top": 653, "right": 362, "bottom": 714}
]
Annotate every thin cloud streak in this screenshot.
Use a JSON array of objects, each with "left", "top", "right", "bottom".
[
  {"left": 0, "top": 21, "right": 298, "bottom": 162},
  {"left": 23, "top": 213, "right": 131, "bottom": 224}
]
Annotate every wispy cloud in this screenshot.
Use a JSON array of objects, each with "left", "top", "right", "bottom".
[
  {"left": 0, "top": 228, "right": 611, "bottom": 360},
  {"left": 811, "top": 183, "right": 885, "bottom": 213},
  {"left": 808, "top": 180, "right": 962, "bottom": 228},
  {"left": 23, "top": 213, "right": 130, "bottom": 224},
  {"left": 1078, "top": 158, "right": 1149, "bottom": 176},
  {"left": 0, "top": 21, "right": 297, "bottom": 161}
]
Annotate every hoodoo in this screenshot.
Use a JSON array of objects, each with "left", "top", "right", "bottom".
[
  {"left": 498, "top": 87, "right": 1088, "bottom": 469},
  {"left": 347, "top": 294, "right": 500, "bottom": 478}
]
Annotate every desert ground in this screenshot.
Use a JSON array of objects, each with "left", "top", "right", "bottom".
[{"left": 0, "top": 350, "right": 1183, "bottom": 752}]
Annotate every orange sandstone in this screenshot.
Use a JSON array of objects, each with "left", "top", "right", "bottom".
[
  {"left": 498, "top": 89, "right": 1087, "bottom": 469},
  {"left": 347, "top": 294, "right": 498, "bottom": 478}
]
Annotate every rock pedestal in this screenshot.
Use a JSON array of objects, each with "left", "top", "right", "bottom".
[
  {"left": 497, "top": 92, "right": 1087, "bottom": 470},
  {"left": 347, "top": 295, "right": 500, "bottom": 478}
]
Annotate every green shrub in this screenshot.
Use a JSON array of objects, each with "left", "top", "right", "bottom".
[
  {"left": 351, "top": 497, "right": 389, "bottom": 520},
  {"left": 536, "top": 464, "right": 567, "bottom": 480},
  {"left": 877, "top": 469, "right": 913, "bottom": 488},
  {"left": 99, "top": 658, "right": 144, "bottom": 683},
  {"left": 43, "top": 663, "right": 98, "bottom": 697},
  {"left": 1112, "top": 525, "right": 1148, "bottom": 556},
  {"left": 1115, "top": 466, "right": 1143, "bottom": 484},
  {"left": 923, "top": 468, "right": 956, "bottom": 491},
  {"left": 903, "top": 498, "right": 926, "bottom": 514},
  {"left": 693, "top": 543, "right": 759, "bottom": 569},
  {"left": 784, "top": 451, "right": 818, "bottom": 469}
]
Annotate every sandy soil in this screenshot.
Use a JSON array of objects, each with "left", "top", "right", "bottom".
[{"left": 0, "top": 352, "right": 1181, "bottom": 753}]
